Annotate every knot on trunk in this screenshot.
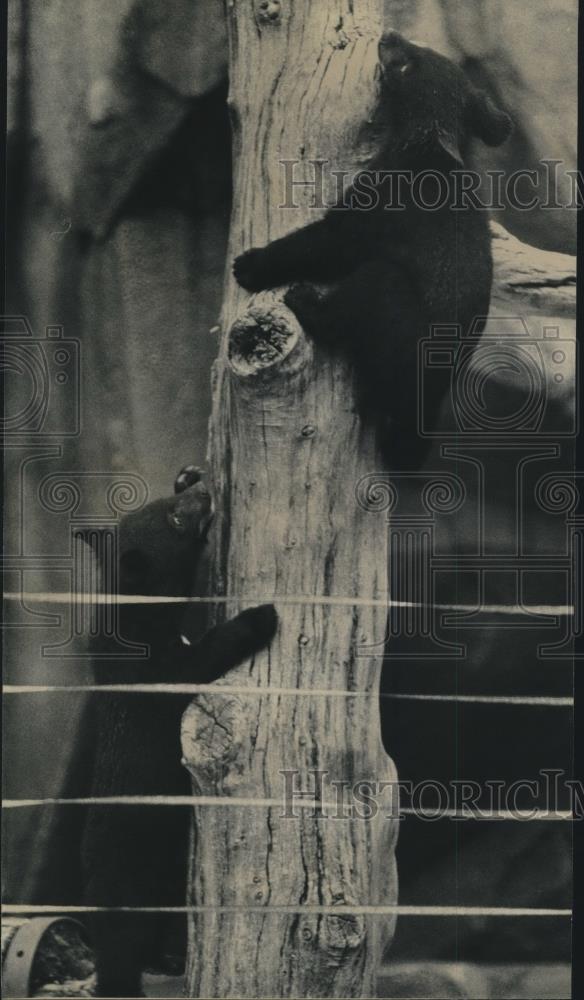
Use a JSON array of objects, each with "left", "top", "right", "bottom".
[
  {"left": 255, "top": 0, "right": 282, "bottom": 24},
  {"left": 321, "top": 906, "right": 367, "bottom": 962},
  {"left": 181, "top": 694, "right": 242, "bottom": 785},
  {"left": 292, "top": 908, "right": 368, "bottom": 982},
  {"left": 228, "top": 291, "right": 311, "bottom": 380}
]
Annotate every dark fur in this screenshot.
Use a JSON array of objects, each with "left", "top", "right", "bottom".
[
  {"left": 80, "top": 466, "right": 277, "bottom": 997},
  {"left": 233, "top": 32, "right": 512, "bottom": 467}
]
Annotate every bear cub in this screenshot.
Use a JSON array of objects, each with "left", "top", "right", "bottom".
[
  {"left": 79, "top": 465, "right": 277, "bottom": 997},
  {"left": 234, "top": 32, "right": 513, "bottom": 467}
]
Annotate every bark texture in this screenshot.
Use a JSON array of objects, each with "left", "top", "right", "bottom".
[{"left": 181, "top": 2, "right": 398, "bottom": 997}]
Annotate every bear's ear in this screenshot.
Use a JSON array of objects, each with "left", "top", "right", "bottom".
[
  {"left": 468, "top": 89, "right": 513, "bottom": 147},
  {"left": 174, "top": 465, "right": 203, "bottom": 495}
]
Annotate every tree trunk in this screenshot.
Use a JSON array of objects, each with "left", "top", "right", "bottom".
[{"left": 181, "top": 1, "right": 398, "bottom": 997}]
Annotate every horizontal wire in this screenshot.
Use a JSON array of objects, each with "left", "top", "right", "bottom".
[
  {"left": 3, "top": 794, "right": 288, "bottom": 810},
  {"left": 1, "top": 685, "right": 574, "bottom": 708},
  {"left": 1, "top": 903, "right": 572, "bottom": 918},
  {"left": 4, "top": 591, "right": 574, "bottom": 616},
  {"left": 2, "top": 796, "right": 573, "bottom": 821},
  {"left": 381, "top": 692, "right": 573, "bottom": 707}
]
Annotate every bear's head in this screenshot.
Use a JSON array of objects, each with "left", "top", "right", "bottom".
[
  {"left": 75, "top": 466, "right": 213, "bottom": 598},
  {"left": 378, "top": 31, "right": 512, "bottom": 165}
]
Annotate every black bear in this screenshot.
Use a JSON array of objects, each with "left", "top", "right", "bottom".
[
  {"left": 79, "top": 465, "right": 277, "bottom": 997},
  {"left": 234, "top": 32, "right": 512, "bottom": 467}
]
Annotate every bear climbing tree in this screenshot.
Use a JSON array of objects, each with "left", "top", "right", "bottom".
[{"left": 180, "top": 1, "right": 399, "bottom": 997}]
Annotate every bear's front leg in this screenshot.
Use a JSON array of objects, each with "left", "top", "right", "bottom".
[
  {"left": 233, "top": 225, "right": 328, "bottom": 291},
  {"left": 182, "top": 603, "right": 278, "bottom": 683},
  {"left": 233, "top": 215, "right": 361, "bottom": 291}
]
